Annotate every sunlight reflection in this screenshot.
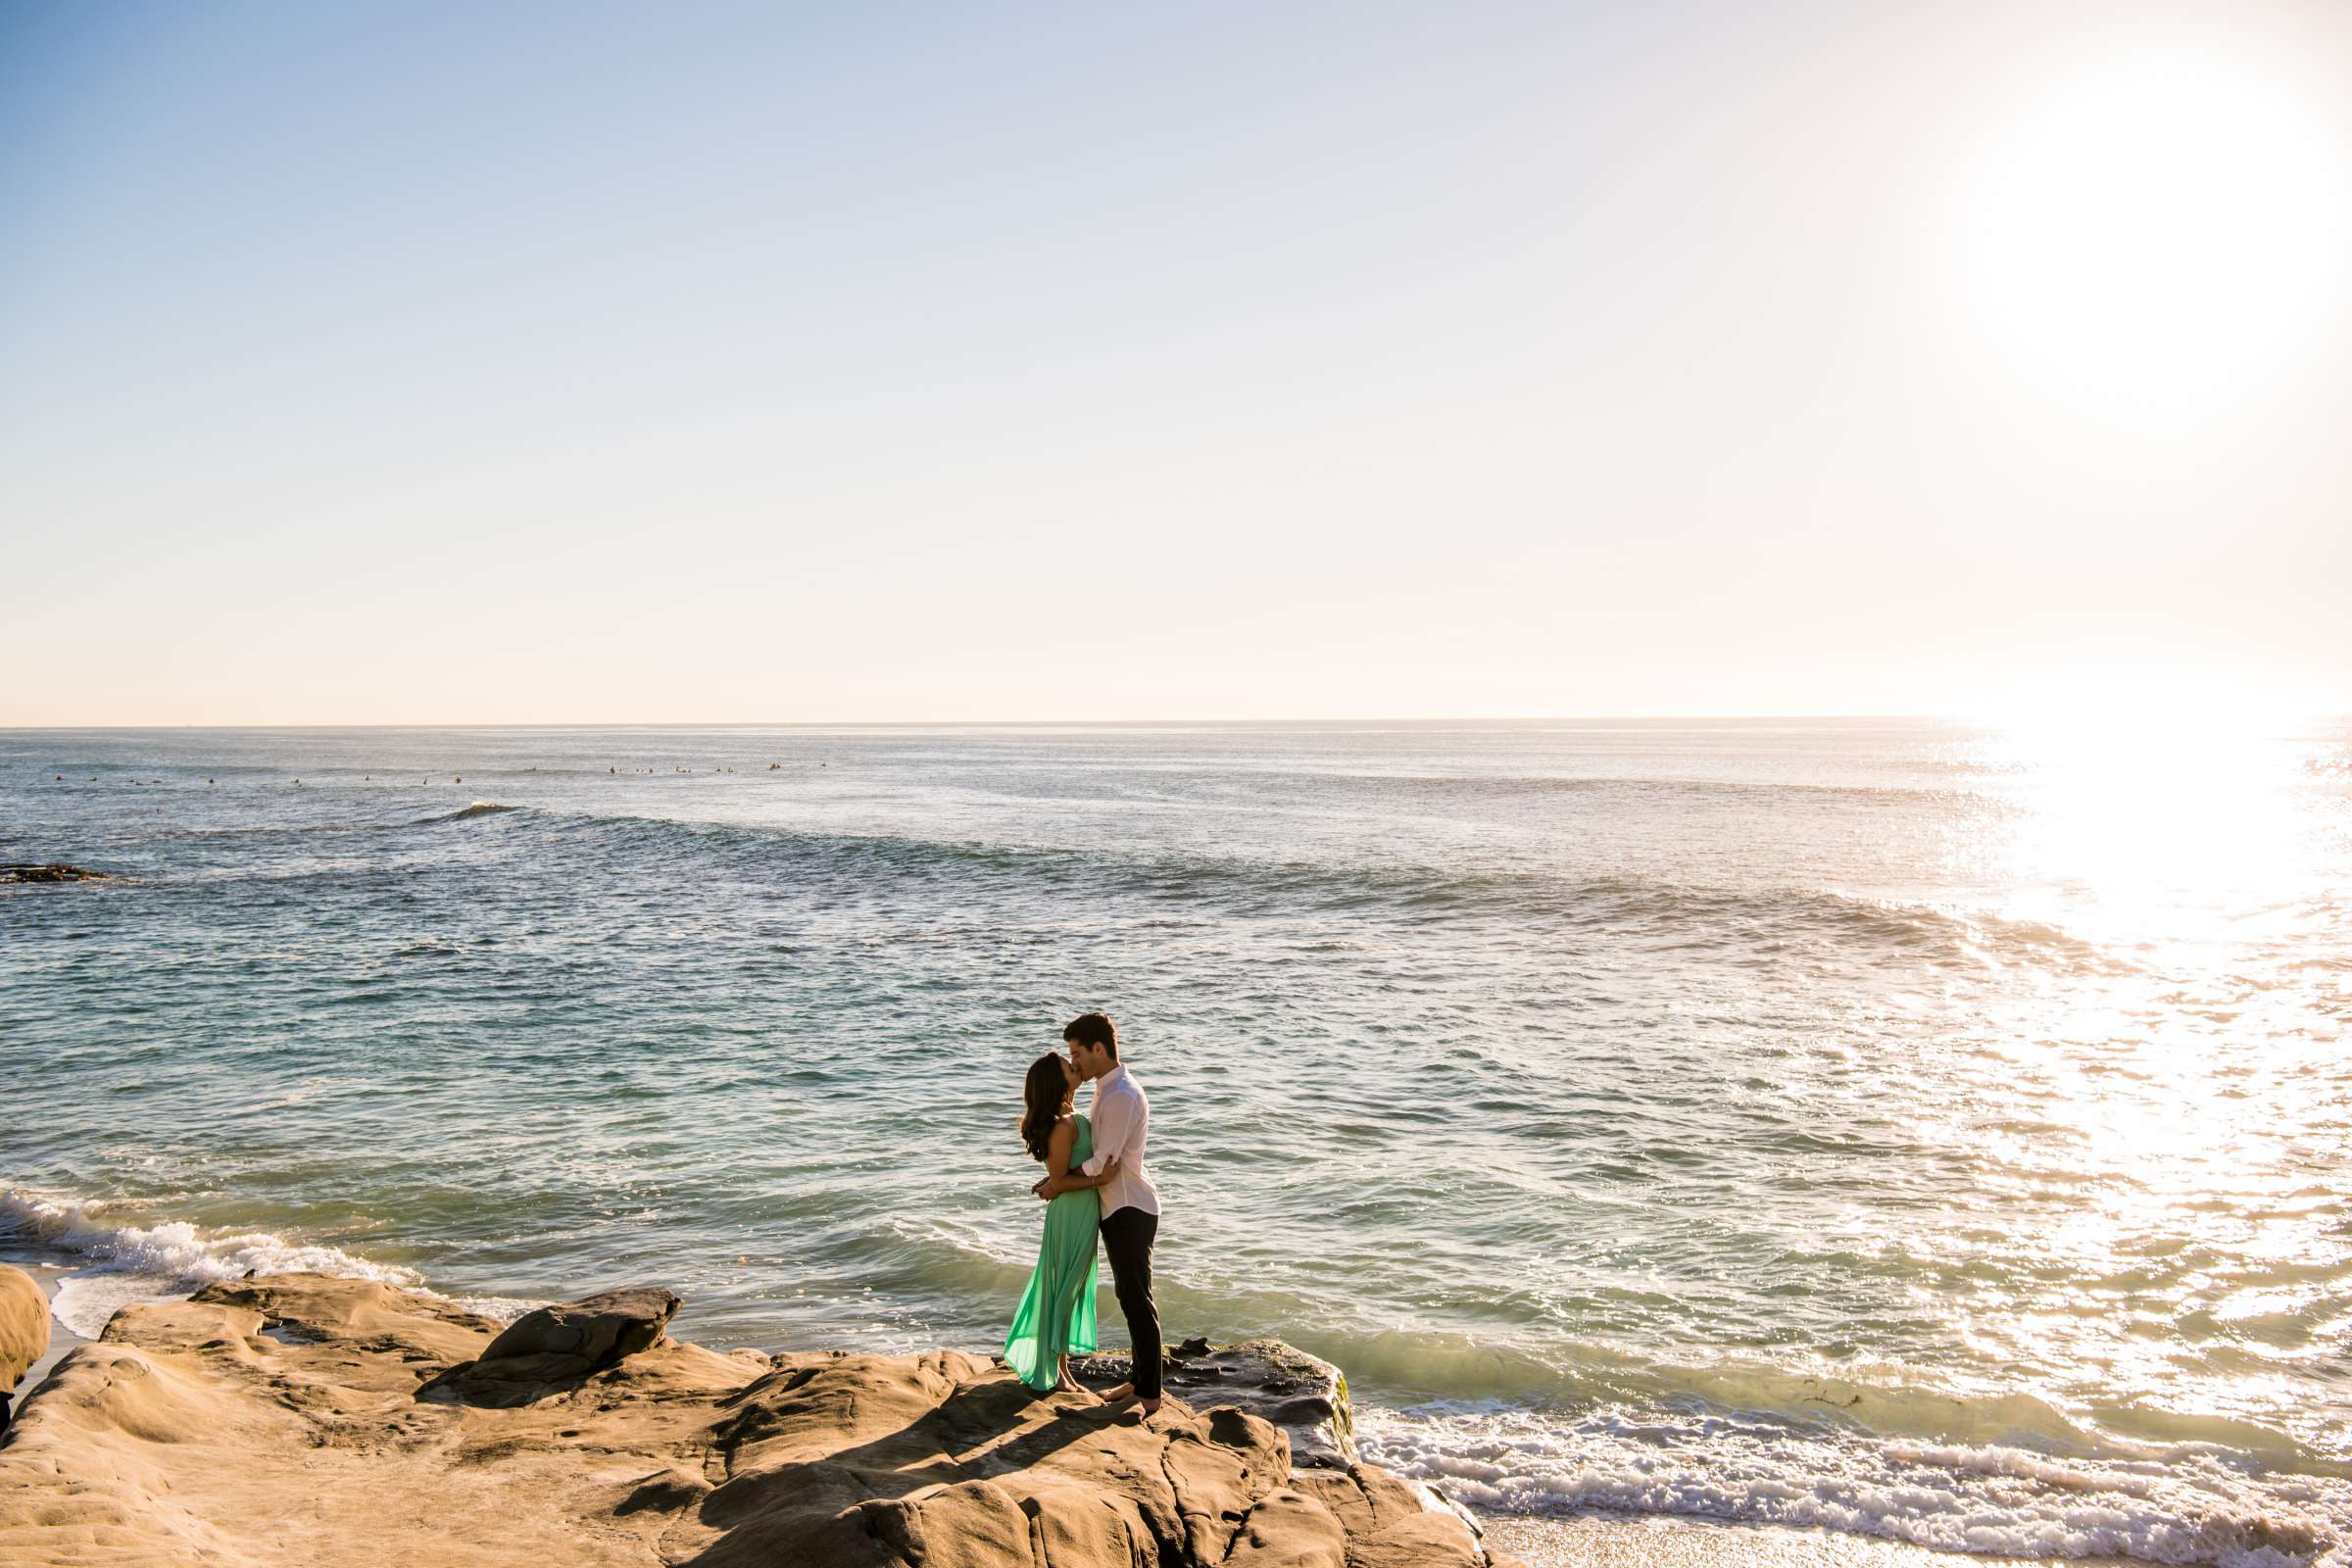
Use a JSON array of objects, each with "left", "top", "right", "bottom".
[
  {"left": 1915, "top": 707, "right": 2349, "bottom": 1449},
  {"left": 1959, "top": 707, "right": 2328, "bottom": 956}
]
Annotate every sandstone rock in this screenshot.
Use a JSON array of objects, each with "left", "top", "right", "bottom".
[
  {"left": 1290, "top": 1464, "right": 1434, "bottom": 1539},
  {"left": 0, "top": 1273, "right": 1514, "bottom": 1568},
  {"left": 416, "top": 1284, "right": 678, "bottom": 1406},
  {"left": 1341, "top": 1511, "right": 1490, "bottom": 1568},
  {"left": 1293, "top": 1464, "right": 1493, "bottom": 1566},
  {"left": 612, "top": 1464, "right": 710, "bottom": 1516},
  {"left": 1223, "top": 1487, "right": 1348, "bottom": 1566},
  {"left": 0, "top": 1264, "right": 51, "bottom": 1432},
  {"left": 755, "top": 1477, "right": 1039, "bottom": 1568},
  {"left": 0, "top": 1265, "right": 46, "bottom": 1388}
]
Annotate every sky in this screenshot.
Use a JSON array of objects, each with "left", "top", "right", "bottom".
[{"left": 4, "top": 0, "right": 2348, "bottom": 725}]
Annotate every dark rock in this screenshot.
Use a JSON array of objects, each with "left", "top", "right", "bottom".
[
  {"left": 417, "top": 1285, "right": 679, "bottom": 1406},
  {"left": 1075, "top": 1337, "right": 1356, "bottom": 1469},
  {"left": 0, "top": 863, "right": 113, "bottom": 884}
]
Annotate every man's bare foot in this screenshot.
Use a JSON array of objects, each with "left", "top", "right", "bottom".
[
  {"left": 1080, "top": 1389, "right": 1167, "bottom": 1422},
  {"left": 1081, "top": 1384, "right": 1138, "bottom": 1419}
]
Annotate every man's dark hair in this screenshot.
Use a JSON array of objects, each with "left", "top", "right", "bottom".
[{"left": 1062, "top": 1011, "right": 1117, "bottom": 1061}]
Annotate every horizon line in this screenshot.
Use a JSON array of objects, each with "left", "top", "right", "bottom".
[{"left": 6, "top": 710, "right": 2346, "bottom": 733}]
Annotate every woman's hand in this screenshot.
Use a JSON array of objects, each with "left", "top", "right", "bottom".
[{"left": 1033, "top": 1154, "right": 1121, "bottom": 1200}]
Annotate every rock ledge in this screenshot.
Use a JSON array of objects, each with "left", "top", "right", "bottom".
[{"left": 0, "top": 1272, "right": 1521, "bottom": 1568}]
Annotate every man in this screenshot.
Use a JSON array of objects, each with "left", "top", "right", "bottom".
[{"left": 1032, "top": 1010, "right": 1161, "bottom": 1418}]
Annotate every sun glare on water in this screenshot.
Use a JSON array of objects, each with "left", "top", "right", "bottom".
[
  {"left": 1929, "top": 691, "right": 2348, "bottom": 1455},
  {"left": 1966, "top": 682, "right": 2324, "bottom": 954}
]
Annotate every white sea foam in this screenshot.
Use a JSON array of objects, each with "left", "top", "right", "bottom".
[
  {"left": 1, "top": 1190, "right": 420, "bottom": 1339},
  {"left": 1356, "top": 1401, "right": 2349, "bottom": 1568},
  {"left": 443, "top": 1293, "right": 543, "bottom": 1324}
]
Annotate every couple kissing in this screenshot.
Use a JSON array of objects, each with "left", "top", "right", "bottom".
[{"left": 1003, "top": 1011, "right": 1162, "bottom": 1418}]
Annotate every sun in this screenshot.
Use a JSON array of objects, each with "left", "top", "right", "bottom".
[{"left": 1953, "top": 42, "right": 2347, "bottom": 426}]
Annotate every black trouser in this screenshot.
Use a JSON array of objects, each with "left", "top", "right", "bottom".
[{"left": 1099, "top": 1207, "right": 1161, "bottom": 1400}]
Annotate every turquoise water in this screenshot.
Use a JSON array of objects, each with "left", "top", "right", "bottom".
[{"left": 4, "top": 721, "right": 2347, "bottom": 1562}]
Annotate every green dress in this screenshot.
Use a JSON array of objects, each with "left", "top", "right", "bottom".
[{"left": 1004, "top": 1113, "right": 1101, "bottom": 1393}]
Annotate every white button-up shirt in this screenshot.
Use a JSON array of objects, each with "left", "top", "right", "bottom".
[{"left": 1080, "top": 1063, "right": 1160, "bottom": 1220}]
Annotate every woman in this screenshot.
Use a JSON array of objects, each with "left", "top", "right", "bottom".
[{"left": 1004, "top": 1050, "right": 1119, "bottom": 1396}]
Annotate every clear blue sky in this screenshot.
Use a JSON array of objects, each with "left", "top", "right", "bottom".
[{"left": 5, "top": 1, "right": 2348, "bottom": 723}]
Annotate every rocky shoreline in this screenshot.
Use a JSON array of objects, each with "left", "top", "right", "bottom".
[
  {"left": 0, "top": 1269, "right": 1518, "bottom": 1567},
  {"left": 0, "top": 863, "right": 114, "bottom": 884}
]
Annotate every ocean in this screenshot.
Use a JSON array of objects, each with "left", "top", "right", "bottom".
[{"left": 3, "top": 720, "right": 2346, "bottom": 1563}]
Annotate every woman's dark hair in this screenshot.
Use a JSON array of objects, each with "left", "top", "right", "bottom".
[
  {"left": 1062, "top": 1011, "right": 1117, "bottom": 1061},
  {"left": 1020, "top": 1052, "right": 1072, "bottom": 1163}
]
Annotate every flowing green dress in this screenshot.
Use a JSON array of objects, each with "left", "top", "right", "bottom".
[{"left": 1003, "top": 1113, "right": 1101, "bottom": 1393}]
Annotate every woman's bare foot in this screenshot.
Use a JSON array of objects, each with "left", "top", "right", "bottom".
[{"left": 1054, "top": 1378, "right": 1100, "bottom": 1401}]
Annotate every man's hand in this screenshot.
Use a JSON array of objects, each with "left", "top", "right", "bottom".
[{"left": 1030, "top": 1176, "right": 1054, "bottom": 1200}]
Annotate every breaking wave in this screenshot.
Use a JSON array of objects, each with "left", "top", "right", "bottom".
[
  {"left": 0, "top": 1189, "right": 420, "bottom": 1340},
  {"left": 1358, "top": 1401, "right": 2350, "bottom": 1567},
  {"left": 415, "top": 801, "right": 519, "bottom": 825},
  {"left": 513, "top": 808, "right": 2136, "bottom": 979}
]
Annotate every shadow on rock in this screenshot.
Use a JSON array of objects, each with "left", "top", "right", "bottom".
[{"left": 679, "top": 1355, "right": 1221, "bottom": 1568}]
